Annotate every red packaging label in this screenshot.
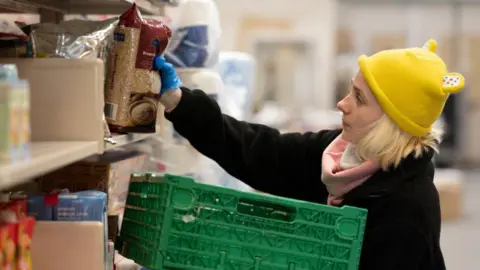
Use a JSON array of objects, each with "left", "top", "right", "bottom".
[
  {"left": 0, "top": 200, "right": 27, "bottom": 220},
  {"left": 43, "top": 193, "right": 60, "bottom": 206},
  {"left": 119, "top": 3, "right": 143, "bottom": 29},
  {"left": 118, "top": 3, "right": 172, "bottom": 70},
  {"left": 136, "top": 19, "right": 171, "bottom": 70}
]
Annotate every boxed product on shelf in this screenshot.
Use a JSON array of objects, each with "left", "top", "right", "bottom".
[
  {"left": 19, "top": 17, "right": 119, "bottom": 139},
  {"left": 0, "top": 81, "right": 11, "bottom": 160},
  {"left": 0, "top": 64, "right": 31, "bottom": 162},
  {"left": 0, "top": 222, "right": 17, "bottom": 269},
  {"left": 0, "top": 195, "right": 36, "bottom": 270},
  {"left": 0, "top": 197, "right": 27, "bottom": 220},
  {"left": 27, "top": 190, "right": 108, "bottom": 269},
  {"left": 36, "top": 151, "right": 148, "bottom": 240},
  {"left": 16, "top": 216, "right": 35, "bottom": 270},
  {"left": 27, "top": 191, "right": 106, "bottom": 222},
  {"left": 117, "top": 173, "right": 367, "bottom": 270}
]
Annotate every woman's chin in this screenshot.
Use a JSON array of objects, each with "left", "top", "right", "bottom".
[{"left": 341, "top": 130, "right": 353, "bottom": 143}]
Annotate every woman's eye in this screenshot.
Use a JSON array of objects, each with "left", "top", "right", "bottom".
[{"left": 355, "top": 93, "right": 363, "bottom": 104}]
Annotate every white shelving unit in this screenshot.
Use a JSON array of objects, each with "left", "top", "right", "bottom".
[
  {"left": 0, "top": 0, "right": 171, "bottom": 188},
  {"left": 0, "top": 141, "right": 99, "bottom": 189},
  {"left": 0, "top": 58, "right": 103, "bottom": 184},
  {"left": 0, "top": 2, "right": 171, "bottom": 269},
  {"left": 0, "top": 59, "right": 106, "bottom": 188},
  {"left": 0, "top": 57, "right": 163, "bottom": 188}
]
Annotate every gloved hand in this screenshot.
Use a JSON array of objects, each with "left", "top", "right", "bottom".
[{"left": 153, "top": 56, "right": 182, "bottom": 94}]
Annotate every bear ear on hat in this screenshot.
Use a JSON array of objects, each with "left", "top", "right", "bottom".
[
  {"left": 422, "top": 39, "right": 437, "bottom": 53},
  {"left": 442, "top": 72, "right": 465, "bottom": 94}
]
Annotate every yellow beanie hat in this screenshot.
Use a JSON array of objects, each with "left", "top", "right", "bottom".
[{"left": 358, "top": 39, "right": 465, "bottom": 136}]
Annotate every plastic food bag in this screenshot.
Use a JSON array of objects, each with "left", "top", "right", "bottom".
[
  {"left": 165, "top": 0, "right": 221, "bottom": 68},
  {"left": 216, "top": 51, "right": 256, "bottom": 120},
  {"left": 0, "top": 20, "right": 30, "bottom": 58},
  {"left": 104, "top": 4, "right": 172, "bottom": 133},
  {"left": 28, "top": 17, "right": 118, "bottom": 59},
  {"left": 0, "top": 19, "right": 28, "bottom": 40}
]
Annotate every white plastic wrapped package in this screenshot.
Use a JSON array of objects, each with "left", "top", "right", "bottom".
[
  {"left": 177, "top": 68, "right": 222, "bottom": 99},
  {"left": 216, "top": 51, "right": 256, "bottom": 120},
  {"left": 165, "top": 0, "right": 221, "bottom": 68}
]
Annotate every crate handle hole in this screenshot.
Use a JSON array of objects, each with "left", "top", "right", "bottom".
[{"left": 236, "top": 199, "right": 296, "bottom": 222}]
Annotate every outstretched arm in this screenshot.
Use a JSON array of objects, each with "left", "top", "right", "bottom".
[{"left": 155, "top": 57, "right": 336, "bottom": 200}]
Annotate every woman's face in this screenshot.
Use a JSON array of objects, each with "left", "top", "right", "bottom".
[{"left": 337, "top": 71, "right": 384, "bottom": 143}]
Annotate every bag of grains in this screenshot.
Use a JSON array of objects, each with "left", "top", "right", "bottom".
[{"left": 104, "top": 4, "right": 172, "bottom": 133}]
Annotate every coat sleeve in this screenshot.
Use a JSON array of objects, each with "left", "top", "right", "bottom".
[
  {"left": 164, "top": 87, "right": 338, "bottom": 200},
  {"left": 359, "top": 221, "right": 429, "bottom": 270}
]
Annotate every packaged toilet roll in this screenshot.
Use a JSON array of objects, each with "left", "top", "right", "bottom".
[
  {"left": 216, "top": 51, "right": 256, "bottom": 120},
  {"left": 165, "top": 0, "right": 221, "bottom": 68},
  {"left": 177, "top": 68, "right": 223, "bottom": 99}
]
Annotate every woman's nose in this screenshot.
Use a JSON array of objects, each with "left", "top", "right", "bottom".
[{"left": 337, "top": 97, "right": 350, "bottom": 114}]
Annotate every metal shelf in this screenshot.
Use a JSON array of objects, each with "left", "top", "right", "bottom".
[
  {"left": 0, "top": 0, "right": 165, "bottom": 15},
  {"left": 0, "top": 141, "right": 99, "bottom": 190}
]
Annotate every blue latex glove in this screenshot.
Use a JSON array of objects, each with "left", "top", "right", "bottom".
[{"left": 153, "top": 56, "right": 182, "bottom": 94}]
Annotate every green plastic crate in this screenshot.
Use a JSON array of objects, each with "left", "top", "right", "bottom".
[{"left": 117, "top": 173, "right": 368, "bottom": 270}]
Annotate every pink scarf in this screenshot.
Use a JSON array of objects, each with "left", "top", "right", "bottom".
[{"left": 321, "top": 135, "right": 380, "bottom": 206}]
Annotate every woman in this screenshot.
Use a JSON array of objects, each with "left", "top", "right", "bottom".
[{"left": 154, "top": 39, "right": 464, "bottom": 270}]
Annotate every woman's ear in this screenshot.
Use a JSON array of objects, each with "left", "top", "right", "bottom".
[{"left": 442, "top": 73, "right": 465, "bottom": 94}]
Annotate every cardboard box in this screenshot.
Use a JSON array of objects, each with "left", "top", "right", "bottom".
[
  {"left": 37, "top": 152, "right": 147, "bottom": 216},
  {"left": 37, "top": 151, "right": 147, "bottom": 241},
  {"left": 435, "top": 169, "right": 463, "bottom": 221}
]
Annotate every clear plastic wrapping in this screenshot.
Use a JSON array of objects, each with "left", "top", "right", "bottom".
[
  {"left": 165, "top": 0, "right": 221, "bottom": 68},
  {"left": 28, "top": 17, "right": 118, "bottom": 59}
]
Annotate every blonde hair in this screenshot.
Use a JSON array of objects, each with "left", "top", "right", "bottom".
[{"left": 356, "top": 115, "right": 443, "bottom": 171}]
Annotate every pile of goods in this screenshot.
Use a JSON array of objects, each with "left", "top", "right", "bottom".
[{"left": 0, "top": 3, "right": 173, "bottom": 138}]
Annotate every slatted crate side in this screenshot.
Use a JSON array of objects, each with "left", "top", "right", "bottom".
[{"left": 119, "top": 174, "right": 367, "bottom": 270}]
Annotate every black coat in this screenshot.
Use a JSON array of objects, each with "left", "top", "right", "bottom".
[{"left": 165, "top": 87, "right": 446, "bottom": 270}]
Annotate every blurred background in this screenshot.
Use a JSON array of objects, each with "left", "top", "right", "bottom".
[{"left": 0, "top": 0, "right": 478, "bottom": 269}]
